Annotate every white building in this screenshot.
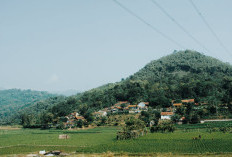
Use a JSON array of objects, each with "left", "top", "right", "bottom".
[
  {"left": 138, "top": 102, "right": 146, "bottom": 108},
  {"left": 161, "top": 112, "right": 174, "bottom": 120},
  {"left": 94, "top": 110, "right": 107, "bottom": 117}
]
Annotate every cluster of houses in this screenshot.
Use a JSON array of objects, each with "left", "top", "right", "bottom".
[
  {"left": 160, "top": 99, "right": 196, "bottom": 120},
  {"left": 93, "top": 101, "right": 150, "bottom": 117},
  {"left": 63, "top": 99, "right": 196, "bottom": 127},
  {"left": 63, "top": 112, "right": 86, "bottom": 128}
]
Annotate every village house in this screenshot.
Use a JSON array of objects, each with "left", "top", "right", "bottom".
[
  {"left": 161, "top": 112, "right": 174, "bottom": 120},
  {"left": 128, "top": 105, "right": 137, "bottom": 110},
  {"left": 114, "top": 101, "right": 129, "bottom": 107},
  {"left": 75, "top": 116, "right": 85, "bottom": 120},
  {"left": 65, "top": 112, "right": 80, "bottom": 119},
  {"left": 109, "top": 106, "right": 120, "bottom": 113},
  {"left": 64, "top": 112, "right": 85, "bottom": 128},
  {"left": 173, "top": 103, "right": 182, "bottom": 107},
  {"left": 129, "top": 105, "right": 140, "bottom": 113},
  {"left": 93, "top": 110, "right": 107, "bottom": 117},
  {"left": 173, "top": 99, "right": 195, "bottom": 107},
  {"left": 182, "top": 99, "right": 194, "bottom": 103},
  {"left": 64, "top": 119, "right": 75, "bottom": 128},
  {"left": 101, "top": 101, "right": 149, "bottom": 114},
  {"left": 176, "top": 117, "right": 185, "bottom": 125},
  {"left": 138, "top": 102, "right": 149, "bottom": 109}
]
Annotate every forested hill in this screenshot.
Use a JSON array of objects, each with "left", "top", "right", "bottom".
[
  {"left": 0, "top": 89, "right": 56, "bottom": 124},
  {"left": 14, "top": 50, "right": 232, "bottom": 126},
  {"left": 131, "top": 50, "right": 232, "bottom": 82}
]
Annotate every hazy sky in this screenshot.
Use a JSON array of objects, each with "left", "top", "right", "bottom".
[{"left": 0, "top": 0, "right": 232, "bottom": 92}]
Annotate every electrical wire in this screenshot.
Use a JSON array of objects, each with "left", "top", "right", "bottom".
[
  {"left": 150, "top": 0, "right": 211, "bottom": 53},
  {"left": 189, "top": 0, "right": 231, "bottom": 56},
  {"left": 112, "top": 0, "right": 184, "bottom": 48}
]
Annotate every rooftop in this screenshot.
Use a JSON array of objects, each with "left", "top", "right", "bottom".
[{"left": 161, "top": 112, "right": 174, "bottom": 116}]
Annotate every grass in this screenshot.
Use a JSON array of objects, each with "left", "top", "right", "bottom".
[{"left": 1, "top": 122, "right": 232, "bottom": 156}]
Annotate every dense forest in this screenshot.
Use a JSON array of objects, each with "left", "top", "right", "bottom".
[
  {"left": 3, "top": 50, "right": 232, "bottom": 127},
  {"left": 0, "top": 89, "right": 56, "bottom": 124}
]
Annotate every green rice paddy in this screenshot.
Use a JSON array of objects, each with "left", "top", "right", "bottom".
[{"left": 0, "top": 122, "right": 232, "bottom": 156}]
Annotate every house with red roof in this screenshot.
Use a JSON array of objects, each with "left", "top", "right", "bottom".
[{"left": 161, "top": 112, "right": 174, "bottom": 120}]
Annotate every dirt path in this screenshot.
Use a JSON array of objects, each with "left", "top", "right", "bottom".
[
  {"left": 0, "top": 126, "right": 21, "bottom": 130},
  {"left": 203, "top": 119, "right": 232, "bottom": 122},
  {"left": 0, "top": 144, "right": 81, "bottom": 149}
]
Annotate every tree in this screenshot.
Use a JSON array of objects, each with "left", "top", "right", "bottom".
[
  {"left": 190, "top": 113, "right": 200, "bottom": 124},
  {"left": 139, "top": 110, "right": 160, "bottom": 127},
  {"left": 156, "top": 120, "right": 175, "bottom": 133},
  {"left": 76, "top": 120, "right": 83, "bottom": 128},
  {"left": 149, "top": 95, "right": 171, "bottom": 108},
  {"left": 56, "top": 121, "right": 65, "bottom": 130},
  {"left": 171, "top": 114, "right": 181, "bottom": 123},
  {"left": 40, "top": 112, "right": 54, "bottom": 129},
  {"left": 21, "top": 113, "right": 35, "bottom": 128},
  {"left": 117, "top": 117, "right": 146, "bottom": 140},
  {"left": 100, "top": 116, "right": 107, "bottom": 125}
]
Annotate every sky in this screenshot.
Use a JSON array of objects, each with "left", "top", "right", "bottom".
[{"left": 0, "top": 0, "right": 232, "bottom": 92}]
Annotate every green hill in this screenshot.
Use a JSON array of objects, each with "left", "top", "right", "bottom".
[
  {"left": 13, "top": 50, "right": 232, "bottom": 126},
  {"left": 132, "top": 50, "right": 232, "bottom": 81},
  {"left": 0, "top": 89, "right": 56, "bottom": 124}
]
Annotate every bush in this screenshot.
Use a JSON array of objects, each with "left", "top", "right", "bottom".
[
  {"left": 150, "top": 120, "right": 175, "bottom": 133},
  {"left": 76, "top": 120, "right": 83, "bottom": 128},
  {"left": 206, "top": 127, "right": 218, "bottom": 133},
  {"left": 56, "top": 122, "right": 65, "bottom": 130},
  {"left": 117, "top": 130, "right": 140, "bottom": 140},
  {"left": 150, "top": 126, "right": 158, "bottom": 133},
  {"left": 219, "top": 126, "right": 231, "bottom": 133},
  {"left": 190, "top": 114, "right": 200, "bottom": 124},
  {"left": 117, "top": 117, "right": 145, "bottom": 140}
]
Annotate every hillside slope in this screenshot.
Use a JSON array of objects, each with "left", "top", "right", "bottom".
[
  {"left": 75, "top": 50, "right": 232, "bottom": 109},
  {"left": 0, "top": 89, "right": 56, "bottom": 124},
  {"left": 15, "top": 50, "right": 232, "bottom": 125}
]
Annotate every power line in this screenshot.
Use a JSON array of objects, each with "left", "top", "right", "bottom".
[
  {"left": 189, "top": 0, "right": 231, "bottom": 56},
  {"left": 112, "top": 0, "right": 184, "bottom": 48},
  {"left": 150, "top": 0, "right": 210, "bottom": 53}
]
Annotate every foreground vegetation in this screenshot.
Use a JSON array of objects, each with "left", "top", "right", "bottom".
[{"left": 1, "top": 122, "right": 232, "bottom": 156}]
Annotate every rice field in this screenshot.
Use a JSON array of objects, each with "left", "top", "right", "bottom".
[
  {"left": 0, "top": 127, "right": 117, "bottom": 155},
  {"left": 76, "top": 131, "right": 232, "bottom": 154},
  {"left": 0, "top": 123, "right": 232, "bottom": 156}
]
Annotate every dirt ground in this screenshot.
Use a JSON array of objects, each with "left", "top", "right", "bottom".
[
  {"left": 0, "top": 126, "right": 21, "bottom": 130},
  {"left": 1, "top": 152, "right": 232, "bottom": 157}
]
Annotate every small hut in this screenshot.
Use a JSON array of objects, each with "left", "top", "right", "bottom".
[{"left": 59, "top": 134, "right": 70, "bottom": 139}]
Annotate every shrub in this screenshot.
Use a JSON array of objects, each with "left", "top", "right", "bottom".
[
  {"left": 219, "top": 126, "right": 230, "bottom": 133},
  {"left": 76, "top": 120, "right": 83, "bottom": 128},
  {"left": 150, "top": 120, "right": 175, "bottom": 133},
  {"left": 117, "top": 117, "right": 145, "bottom": 140},
  {"left": 150, "top": 126, "right": 158, "bottom": 133}
]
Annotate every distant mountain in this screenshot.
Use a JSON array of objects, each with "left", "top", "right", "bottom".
[
  {"left": 0, "top": 87, "right": 5, "bottom": 90},
  {"left": 0, "top": 89, "right": 56, "bottom": 124},
  {"left": 51, "top": 89, "right": 80, "bottom": 96}
]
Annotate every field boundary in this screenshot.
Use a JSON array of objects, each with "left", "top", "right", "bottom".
[{"left": 0, "top": 144, "right": 81, "bottom": 149}]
